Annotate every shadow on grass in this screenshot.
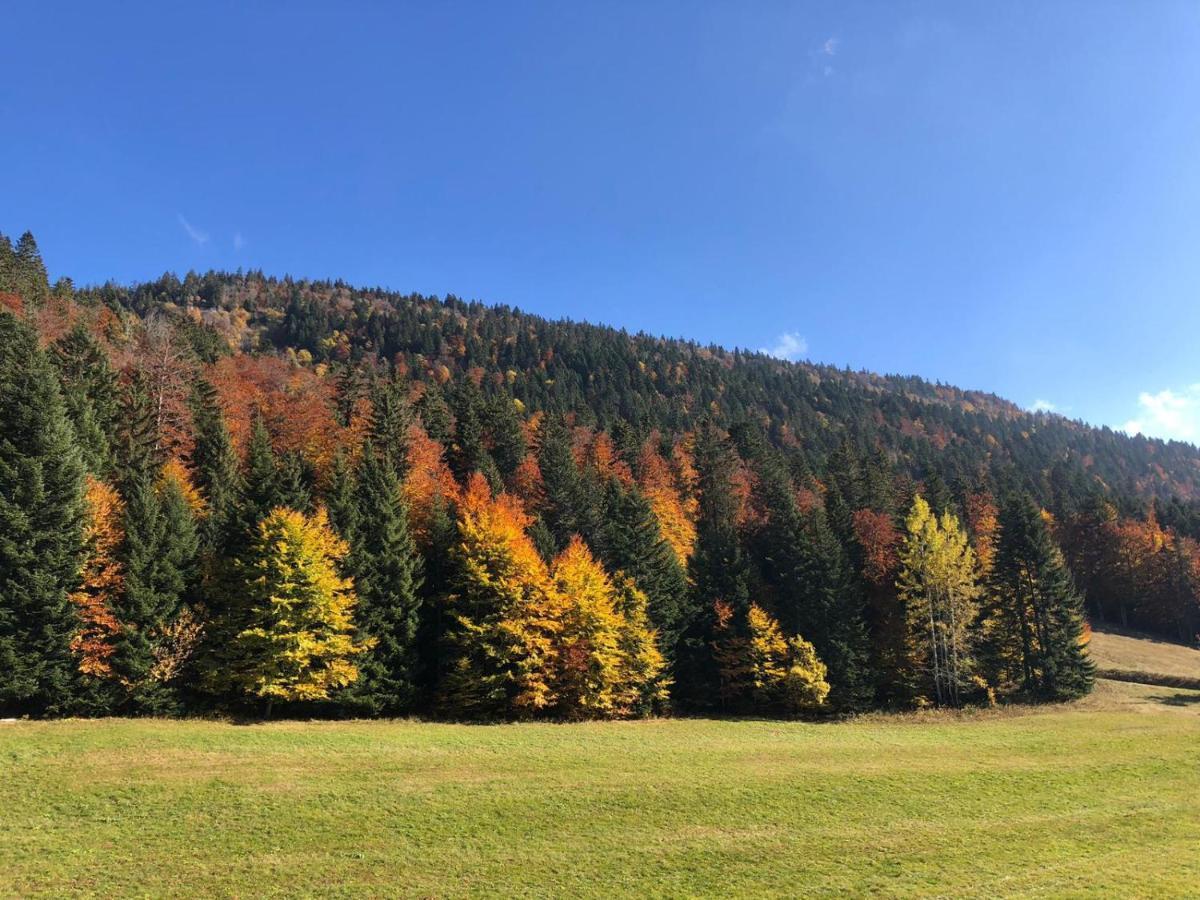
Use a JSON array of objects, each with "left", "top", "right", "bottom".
[{"left": 1148, "top": 691, "right": 1200, "bottom": 707}]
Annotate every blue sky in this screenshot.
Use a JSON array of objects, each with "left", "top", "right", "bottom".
[{"left": 4, "top": 2, "right": 1200, "bottom": 442}]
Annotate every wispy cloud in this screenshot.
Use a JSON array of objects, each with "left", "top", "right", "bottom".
[
  {"left": 233, "top": 231, "right": 245, "bottom": 250},
  {"left": 1030, "top": 399, "right": 1057, "bottom": 413},
  {"left": 822, "top": 37, "right": 839, "bottom": 57},
  {"left": 1123, "top": 384, "right": 1200, "bottom": 443},
  {"left": 177, "top": 213, "right": 209, "bottom": 246},
  {"left": 759, "top": 331, "right": 809, "bottom": 361}
]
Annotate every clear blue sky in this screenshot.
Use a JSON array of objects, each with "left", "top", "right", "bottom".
[{"left": 5, "top": 2, "right": 1200, "bottom": 442}]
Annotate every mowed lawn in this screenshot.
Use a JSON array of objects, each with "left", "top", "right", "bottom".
[{"left": 3, "top": 681, "right": 1199, "bottom": 898}]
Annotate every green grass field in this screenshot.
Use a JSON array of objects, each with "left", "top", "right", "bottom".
[{"left": 3, "top": 678, "right": 1199, "bottom": 898}]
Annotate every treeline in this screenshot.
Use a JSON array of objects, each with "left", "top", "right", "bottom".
[{"left": 1, "top": 230, "right": 1197, "bottom": 719}]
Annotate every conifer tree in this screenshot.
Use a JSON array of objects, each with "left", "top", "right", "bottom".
[
  {"left": 535, "top": 415, "right": 598, "bottom": 551},
  {"left": 0, "top": 313, "right": 87, "bottom": 716},
  {"left": 679, "top": 423, "right": 750, "bottom": 708},
  {"left": 344, "top": 445, "right": 424, "bottom": 714},
  {"left": 14, "top": 231, "right": 50, "bottom": 305},
  {"left": 70, "top": 477, "right": 126, "bottom": 692},
  {"left": 370, "top": 378, "right": 412, "bottom": 478},
  {"left": 324, "top": 449, "right": 360, "bottom": 542},
  {"left": 189, "top": 379, "right": 243, "bottom": 552},
  {"left": 112, "top": 467, "right": 199, "bottom": 713},
  {"left": 240, "top": 413, "right": 283, "bottom": 530},
  {"left": 53, "top": 325, "right": 120, "bottom": 476},
  {"left": 983, "top": 493, "right": 1094, "bottom": 700},
  {"left": 597, "top": 478, "right": 690, "bottom": 656}
]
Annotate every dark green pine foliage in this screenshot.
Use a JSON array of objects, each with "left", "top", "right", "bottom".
[
  {"left": 747, "top": 435, "right": 873, "bottom": 710},
  {"left": 189, "top": 379, "right": 244, "bottom": 553},
  {"left": 113, "top": 467, "right": 200, "bottom": 715},
  {"left": 414, "top": 493, "right": 457, "bottom": 698},
  {"left": 276, "top": 451, "right": 314, "bottom": 514},
  {"left": 344, "top": 444, "right": 425, "bottom": 714},
  {"left": 52, "top": 325, "right": 120, "bottom": 476},
  {"left": 239, "top": 413, "right": 286, "bottom": 530},
  {"left": 679, "top": 423, "right": 751, "bottom": 709},
  {"left": 0, "top": 234, "right": 16, "bottom": 294},
  {"left": 447, "top": 378, "right": 501, "bottom": 488},
  {"left": 0, "top": 313, "right": 88, "bottom": 716},
  {"left": 985, "top": 493, "right": 1095, "bottom": 701},
  {"left": 414, "top": 381, "right": 453, "bottom": 445},
  {"left": 370, "top": 377, "right": 412, "bottom": 478},
  {"left": 535, "top": 415, "right": 599, "bottom": 552},
  {"left": 115, "top": 370, "right": 164, "bottom": 490},
  {"left": 324, "top": 450, "right": 360, "bottom": 542},
  {"left": 13, "top": 231, "right": 50, "bottom": 305},
  {"left": 484, "top": 394, "right": 527, "bottom": 481},
  {"left": 597, "top": 478, "right": 690, "bottom": 656}
]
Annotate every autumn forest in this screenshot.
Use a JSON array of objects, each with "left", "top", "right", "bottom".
[{"left": 2, "top": 229, "right": 1197, "bottom": 720}]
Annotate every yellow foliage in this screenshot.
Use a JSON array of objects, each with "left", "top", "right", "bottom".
[{"left": 70, "top": 476, "right": 125, "bottom": 678}]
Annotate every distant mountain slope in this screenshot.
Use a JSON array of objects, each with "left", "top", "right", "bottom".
[{"left": 77, "top": 270, "right": 1200, "bottom": 510}]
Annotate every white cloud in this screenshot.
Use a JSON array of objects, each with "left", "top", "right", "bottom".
[
  {"left": 759, "top": 331, "right": 809, "bottom": 361},
  {"left": 1030, "top": 399, "right": 1057, "bottom": 413},
  {"left": 1123, "top": 384, "right": 1200, "bottom": 442},
  {"left": 177, "top": 214, "right": 209, "bottom": 246},
  {"left": 822, "top": 37, "right": 839, "bottom": 56},
  {"left": 233, "top": 231, "right": 245, "bottom": 250}
]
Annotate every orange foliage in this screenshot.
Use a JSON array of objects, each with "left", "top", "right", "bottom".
[
  {"left": 403, "top": 423, "right": 461, "bottom": 546},
  {"left": 160, "top": 457, "right": 206, "bottom": 517},
  {"left": 509, "top": 452, "right": 545, "bottom": 509},
  {"left": 852, "top": 508, "right": 900, "bottom": 586},
  {"left": 207, "top": 355, "right": 360, "bottom": 481},
  {"left": 963, "top": 492, "right": 999, "bottom": 576},
  {"left": 70, "top": 477, "right": 125, "bottom": 678},
  {"left": 637, "top": 438, "right": 698, "bottom": 566}
]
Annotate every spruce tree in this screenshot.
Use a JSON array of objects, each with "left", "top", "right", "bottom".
[
  {"left": 345, "top": 445, "right": 424, "bottom": 714},
  {"left": 985, "top": 493, "right": 1095, "bottom": 700},
  {"left": 0, "top": 313, "right": 88, "bottom": 716},
  {"left": 536, "top": 415, "right": 598, "bottom": 552},
  {"left": 370, "top": 378, "right": 412, "bottom": 478},
  {"left": 14, "top": 231, "right": 49, "bottom": 305},
  {"left": 53, "top": 325, "right": 120, "bottom": 476},
  {"left": 189, "top": 379, "right": 243, "bottom": 553},
  {"left": 597, "top": 478, "right": 689, "bottom": 656},
  {"left": 112, "top": 471, "right": 199, "bottom": 714}
]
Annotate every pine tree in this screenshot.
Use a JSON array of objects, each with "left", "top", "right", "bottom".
[
  {"left": 53, "top": 325, "right": 120, "bottom": 476},
  {"left": 189, "top": 379, "right": 243, "bottom": 552},
  {"left": 984, "top": 493, "right": 1094, "bottom": 700},
  {"left": 14, "top": 231, "right": 50, "bottom": 305},
  {"left": 680, "top": 423, "right": 750, "bottom": 709},
  {"left": 240, "top": 413, "right": 283, "bottom": 531},
  {"left": 344, "top": 445, "right": 424, "bottom": 714},
  {"left": 370, "top": 378, "right": 412, "bottom": 478},
  {"left": 214, "top": 508, "right": 368, "bottom": 716},
  {"left": 111, "top": 467, "right": 200, "bottom": 714},
  {"left": 596, "top": 478, "right": 689, "bottom": 657},
  {"left": 324, "top": 449, "right": 360, "bottom": 542},
  {"left": 535, "top": 415, "right": 599, "bottom": 551},
  {"left": 0, "top": 312, "right": 88, "bottom": 716}
]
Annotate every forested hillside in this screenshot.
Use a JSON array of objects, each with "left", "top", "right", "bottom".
[{"left": 2, "top": 229, "right": 1196, "bottom": 719}]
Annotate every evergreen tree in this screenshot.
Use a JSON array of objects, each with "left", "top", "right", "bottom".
[
  {"left": 984, "top": 493, "right": 1094, "bottom": 700},
  {"left": 240, "top": 413, "right": 283, "bottom": 530},
  {"left": 53, "top": 325, "right": 120, "bottom": 476},
  {"left": 345, "top": 445, "right": 424, "bottom": 714},
  {"left": 112, "top": 469, "right": 199, "bottom": 714},
  {"left": 537, "top": 415, "right": 599, "bottom": 552},
  {"left": 14, "top": 231, "right": 50, "bottom": 305},
  {"left": 0, "top": 313, "right": 88, "bottom": 716},
  {"left": 370, "top": 377, "right": 412, "bottom": 478},
  {"left": 189, "top": 379, "right": 243, "bottom": 552},
  {"left": 596, "top": 478, "right": 689, "bottom": 656}
]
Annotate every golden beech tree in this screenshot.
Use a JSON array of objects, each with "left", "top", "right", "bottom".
[
  {"left": 219, "top": 507, "right": 369, "bottom": 714},
  {"left": 70, "top": 476, "right": 125, "bottom": 678}
]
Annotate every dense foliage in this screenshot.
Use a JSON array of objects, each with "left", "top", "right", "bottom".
[{"left": 2, "top": 229, "right": 1196, "bottom": 718}]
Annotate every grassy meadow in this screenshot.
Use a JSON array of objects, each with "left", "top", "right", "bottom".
[{"left": 3, "top": 677, "right": 1199, "bottom": 898}]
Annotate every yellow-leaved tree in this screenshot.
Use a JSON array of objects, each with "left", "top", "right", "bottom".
[
  {"left": 439, "top": 474, "right": 565, "bottom": 718},
  {"left": 712, "top": 602, "right": 829, "bottom": 713},
  {"left": 218, "top": 507, "right": 369, "bottom": 716},
  {"left": 551, "top": 537, "right": 669, "bottom": 718},
  {"left": 896, "top": 495, "right": 981, "bottom": 707},
  {"left": 70, "top": 476, "right": 125, "bottom": 678}
]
